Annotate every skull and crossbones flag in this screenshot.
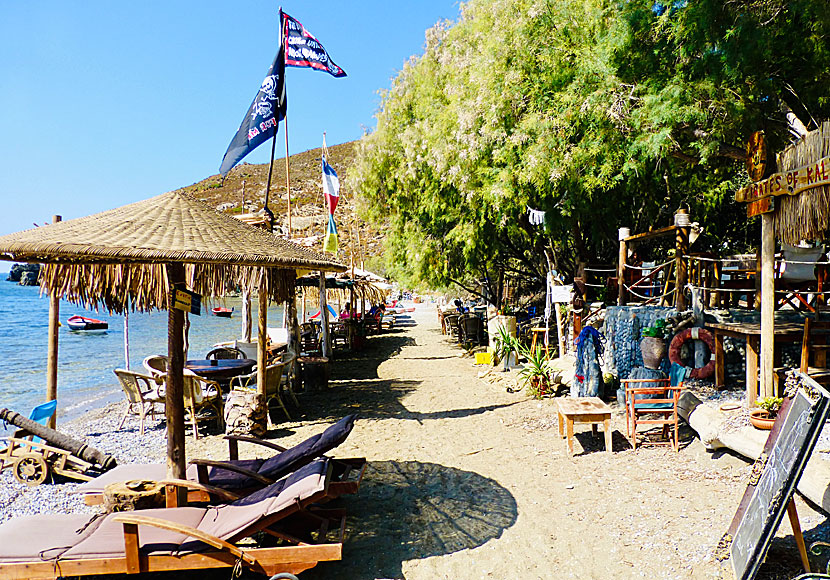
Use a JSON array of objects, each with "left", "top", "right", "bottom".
[{"left": 219, "top": 39, "right": 287, "bottom": 177}]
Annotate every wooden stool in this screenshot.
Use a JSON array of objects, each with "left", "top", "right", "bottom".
[
  {"left": 557, "top": 397, "right": 613, "bottom": 456},
  {"left": 530, "top": 327, "right": 551, "bottom": 358}
]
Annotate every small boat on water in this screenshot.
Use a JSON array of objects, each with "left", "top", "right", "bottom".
[
  {"left": 66, "top": 315, "right": 108, "bottom": 331},
  {"left": 212, "top": 307, "right": 234, "bottom": 318}
]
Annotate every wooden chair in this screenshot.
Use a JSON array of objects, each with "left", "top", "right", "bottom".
[
  {"left": 182, "top": 372, "right": 224, "bottom": 440},
  {"left": 624, "top": 365, "right": 688, "bottom": 451},
  {"left": 459, "top": 313, "right": 483, "bottom": 346},
  {"left": 800, "top": 317, "right": 830, "bottom": 386},
  {"left": 205, "top": 347, "right": 246, "bottom": 360},
  {"left": 230, "top": 357, "right": 294, "bottom": 423},
  {"left": 113, "top": 369, "right": 165, "bottom": 437}
]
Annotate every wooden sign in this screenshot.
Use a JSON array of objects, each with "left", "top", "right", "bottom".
[
  {"left": 745, "top": 131, "right": 767, "bottom": 182},
  {"left": 746, "top": 196, "right": 774, "bottom": 218},
  {"left": 722, "top": 373, "right": 830, "bottom": 580},
  {"left": 171, "top": 286, "right": 201, "bottom": 315},
  {"left": 735, "top": 154, "right": 830, "bottom": 202}
]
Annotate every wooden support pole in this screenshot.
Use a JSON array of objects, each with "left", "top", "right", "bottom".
[
  {"left": 287, "top": 284, "right": 299, "bottom": 354},
  {"left": 165, "top": 263, "right": 187, "bottom": 507},
  {"left": 320, "top": 271, "right": 331, "bottom": 358},
  {"left": 760, "top": 213, "right": 776, "bottom": 399},
  {"left": 241, "top": 288, "right": 252, "bottom": 343},
  {"left": 787, "top": 500, "right": 811, "bottom": 574},
  {"left": 675, "top": 224, "right": 689, "bottom": 310},
  {"left": 618, "top": 228, "right": 628, "bottom": 306},
  {"left": 257, "top": 275, "right": 268, "bottom": 398},
  {"left": 284, "top": 117, "right": 292, "bottom": 238},
  {"left": 46, "top": 215, "right": 61, "bottom": 429}
]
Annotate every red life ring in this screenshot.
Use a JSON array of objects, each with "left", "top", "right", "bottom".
[{"left": 668, "top": 327, "right": 715, "bottom": 379}]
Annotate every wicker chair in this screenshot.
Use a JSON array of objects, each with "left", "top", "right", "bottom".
[
  {"left": 113, "top": 369, "right": 165, "bottom": 436},
  {"left": 182, "top": 371, "right": 224, "bottom": 440},
  {"left": 206, "top": 347, "right": 246, "bottom": 360}
]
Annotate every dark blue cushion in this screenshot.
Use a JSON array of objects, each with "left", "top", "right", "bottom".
[
  {"left": 231, "top": 458, "right": 329, "bottom": 506},
  {"left": 207, "top": 458, "right": 264, "bottom": 489},
  {"left": 257, "top": 414, "right": 356, "bottom": 481}
]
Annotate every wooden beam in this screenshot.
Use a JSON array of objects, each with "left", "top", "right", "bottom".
[
  {"left": 165, "top": 262, "right": 187, "bottom": 506},
  {"left": 675, "top": 225, "right": 689, "bottom": 310},
  {"left": 320, "top": 271, "right": 331, "bottom": 358},
  {"left": 618, "top": 228, "right": 628, "bottom": 306},
  {"left": 257, "top": 275, "right": 268, "bottom": 398},
  {"left": 46, "top": 214, "right": 61, "bottom": 429},
  {"left": 760, "top": 213, "right": 776, "bottom": 398},
  {"left": 623, "top": 225, "right": 678, "bottom": 243}
]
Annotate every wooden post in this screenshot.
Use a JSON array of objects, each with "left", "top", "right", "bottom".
[
  {"left": 241, "top": 289, "right": 252, "bottom": 343},
  {"left": 287, "top": 284, "right": 299, "bottom": 354},
  {"left": 165, "top": 263, "right": 187, "bottom": 507},
  {"left": 754, "top": 245, "right": 763, "bottom": 310},
  {"left": 760, "top": 213, "right": 775, "bottom": 399},
  {"left": 320, "top": 271, "right": 331, "bottom": 358},
  {"left": 675, "top": 224, "right": 689, "bottom": 310},
  {"left": 554, "top": 303, "right": 566, "bottom": 356},
  {"left": 257, "top": 275, "right": 268, "bottom": 398},
  {"left": 618, "top": 227, "right": 628, "bottom": 306},
  {"left": 46, "top": 215, "right": 61, "bottom": 429}
]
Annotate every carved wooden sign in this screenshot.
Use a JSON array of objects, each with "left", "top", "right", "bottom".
[
  {"left": 736, "top": 154, "right": 830, "bottom": 203},
  {"left": 746, "top": 131, "right": 767, "bottom": 182}
]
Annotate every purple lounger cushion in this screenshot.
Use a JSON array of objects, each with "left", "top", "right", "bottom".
[{"left": 255, "top": 414, "right": 356, "bottom": 482}]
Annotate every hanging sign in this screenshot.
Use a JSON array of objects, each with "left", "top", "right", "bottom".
[
  {"left": 171, "top": 285, "right": 202, "bottom": 315},
  {"left": 736, "top": 154, "right": 830, "bottom": 203},
  {"left": 747, "top": 196, "right": 774, "bottom": 218},
  {"left": 549, "top": 284, "right": 573, "bottom": 303}
]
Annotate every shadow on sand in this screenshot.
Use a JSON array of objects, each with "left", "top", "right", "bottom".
[{"left": 302, "top": 460, "right": 518, "bottom": 580}]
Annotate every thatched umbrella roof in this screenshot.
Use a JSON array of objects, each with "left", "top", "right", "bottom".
[
  {"left": 0, "top": 190, "right": 346, "bottom": 312},
  {"left": 774, "top": 121, "right": 830, "bottom": 244}
]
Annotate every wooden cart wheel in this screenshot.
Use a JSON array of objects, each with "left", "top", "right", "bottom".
[{"left": 13, "top": 453, "right": 49, "bottom": 486}]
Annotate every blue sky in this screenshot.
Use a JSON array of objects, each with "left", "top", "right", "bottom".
[{"left": 0, "top": 1, "right": 461, "bottom": 238}]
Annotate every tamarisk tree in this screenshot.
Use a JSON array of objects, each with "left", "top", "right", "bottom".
[{"left": 349, "top": 0, "right": 830, "bottom": 303}]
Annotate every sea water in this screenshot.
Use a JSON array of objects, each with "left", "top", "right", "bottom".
[{"left": 0, "top": 277, "right": 285, "bottom": 432}]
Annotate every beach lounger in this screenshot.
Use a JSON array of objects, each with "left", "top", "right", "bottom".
[
  {"left": 76, "top": 414, "right": 365, "bottom": 505},
  {"left": 0, "top": 459, "right": 344, "bottom": 579}
]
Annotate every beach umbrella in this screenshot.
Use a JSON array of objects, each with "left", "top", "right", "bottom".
[{"left": 0, "top": 189, "right": 345, "bottom": 498}]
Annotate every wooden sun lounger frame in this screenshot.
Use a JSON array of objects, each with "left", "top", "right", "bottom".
[
  {"left": 0, "top": 431, "right": 96, "bottom": 485},
  {"left": 82, "top": 434, "right": 367, "bottom": 506},
  {"left": 0, "top": 475, "right": 346, "bottom": 579}
]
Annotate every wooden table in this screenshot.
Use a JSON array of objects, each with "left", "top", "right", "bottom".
[
  {"left": 557, "top": 397, "right": 613, "bottom": 456},
  {"left": 704, "top": 321, "right": 804, "bottom": 404},
  {"left": 185, "top": 358, "right": 256, "bottom": 381}
]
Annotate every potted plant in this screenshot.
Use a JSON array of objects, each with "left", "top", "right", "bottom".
[
  {"left": 494, "top": 325, "right": 519, "bottom": 371},
  {"left": 750, "top": 396, "right": 783, "bottom": 430},
  {"left": 640, "top": 319, "right": 668, "bottom": 369},
  {"left": 518, "top": 344, "right": 551, "bottom": 398}
]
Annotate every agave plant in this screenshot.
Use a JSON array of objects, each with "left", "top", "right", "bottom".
[
  {"left": 494, "top": 325, "right": 518, "bottom": 371},
  {"left": 518, "top": 343, "right": 551, "bottom": 398}
]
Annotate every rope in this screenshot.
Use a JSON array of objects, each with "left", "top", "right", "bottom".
[
  {"left": 684, "top": 254, "right": 827, "bottom": 266},
  {"left": 623, "top": 258, "right": 674, "bottom": 271},
  {"left": 583, "top": 282, "right": 607, "bottom": 288},
  {"left": 687, "top": 284, "right": 756, "bottom": 293},
  {"left": 623, "top": 283, "right": 674, "bottom": 301},
  {"left": 583, "top": 267, "right": 616, "bottom": 273}
]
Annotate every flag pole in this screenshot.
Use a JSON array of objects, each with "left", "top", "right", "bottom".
[
  {"left": 284, "top": 115, "right": 292, "bottom": 238},
  {"left": 263, "top": 132, "right": 277, "bottom": 233}
]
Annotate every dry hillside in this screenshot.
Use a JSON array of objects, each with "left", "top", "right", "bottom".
[{"left": 176, "top": 140, "right": 386, "bottom": 271}]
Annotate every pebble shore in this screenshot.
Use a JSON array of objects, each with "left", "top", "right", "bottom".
[{"left": 0, "top": 402, "right": 168, "bottom": 524}]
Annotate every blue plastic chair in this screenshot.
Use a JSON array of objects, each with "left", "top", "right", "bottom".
[{"left": 28, "top": 400, "right": 57, "bottom": 443}]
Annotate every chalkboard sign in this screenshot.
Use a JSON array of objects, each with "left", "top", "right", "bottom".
[{"left": 722, "top": 372, "right": 830, "bottom": 580}]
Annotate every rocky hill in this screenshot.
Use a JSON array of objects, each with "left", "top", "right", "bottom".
[{"left": 176, "top": 140, "right": 386, "bottom": 273}]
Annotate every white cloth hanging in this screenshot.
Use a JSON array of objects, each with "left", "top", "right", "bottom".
[{"left": 528, "top": 206, "right": 545, "bottom": 226}]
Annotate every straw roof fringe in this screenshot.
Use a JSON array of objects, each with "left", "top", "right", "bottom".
[
  {"left": 0, "top": 190, "right": 346, "bottom": 270},
  {"left": 40, "top": 263, "right": 296, "bottom": 314},
  {"left": 298, "top": 279, "right": 388, "bottom": 306},
  {"left": 774, "top": 121, "right": 830, "bottom": 244}
]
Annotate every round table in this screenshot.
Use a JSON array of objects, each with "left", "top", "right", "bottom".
[{"left": 185, "top": 358, "right": 256, "bottom": 381}]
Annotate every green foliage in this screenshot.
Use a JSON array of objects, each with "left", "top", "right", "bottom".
[
  {"left": 642, "top": 319, "right": 668, "bottom": 338},
  {"left": 756, "top": 396, "right": 784, "bottom": 416},
  {"left": 350, "top": 0, "right": 830, "bottom": 297},
  {"left": 493, "top": 326, "right": 518, "bottom": 362},
  {"left": 518, "top": 343, "right": 552, "bottom": 398}
]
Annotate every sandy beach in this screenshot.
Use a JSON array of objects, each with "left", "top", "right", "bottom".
[{"left": 1, "top": 303, "right": 825, "bottom": 579}]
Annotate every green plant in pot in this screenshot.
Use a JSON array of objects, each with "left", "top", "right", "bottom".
[
  {"left": 640, "top": 319, "right": 668, "bottom": 369},
  {"left": 518, "top": 344, "right": 551, "bottom": 398},
  {"left": 494, "top": 325, "right": 518, "bottom": 371},
  {"left": 750, "top": 396, "right": 783, "bottom": 430}
]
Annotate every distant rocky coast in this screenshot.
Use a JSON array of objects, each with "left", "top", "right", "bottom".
[{"left": 5, "top": 263, "right": 40, "bottom": 285}]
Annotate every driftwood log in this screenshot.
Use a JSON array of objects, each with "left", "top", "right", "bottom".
[
  {"left": 0, "top": 408, "right": 117, "bottom": 470},
  {"left": 679, "top": 392, "right": 830, "bottom": 514}
]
